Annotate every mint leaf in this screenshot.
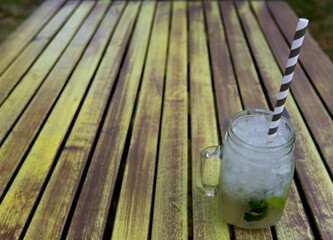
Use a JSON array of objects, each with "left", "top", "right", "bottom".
[
  {"left": 244, "top": 200, "right": 268, "bottom": 222},
  {"left": 249, "top": 200, "right": 266, "bottom": 209}
]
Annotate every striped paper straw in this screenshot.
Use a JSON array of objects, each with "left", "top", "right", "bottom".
[{"left": 268, "top": 18, "right": 309, "bottom": 135}]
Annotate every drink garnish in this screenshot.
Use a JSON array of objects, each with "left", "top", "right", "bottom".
[
  {"left": 243, "top": 200, "right": 268, "bottom": 222},
  {"left": 243, "top": 196, "right": 287, "bottom": 222},
  {"left": 266, "top": 196, "right": 287, "bottom": 210}
]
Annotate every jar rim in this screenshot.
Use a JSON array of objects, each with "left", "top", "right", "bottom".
[{"left": 228, "top": 109, "right": 295, "bottom": 152}]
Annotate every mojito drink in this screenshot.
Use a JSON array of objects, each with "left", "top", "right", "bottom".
[{"left": 219, "top": 110, "right": 295, "bottom": 228}]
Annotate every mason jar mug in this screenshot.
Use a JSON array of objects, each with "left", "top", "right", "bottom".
[{"left": 196, "top": 109, "right": 295, "bottom": 229}]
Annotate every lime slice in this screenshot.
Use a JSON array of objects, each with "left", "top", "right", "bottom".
[{"left": 266, "top": 196, "right": 287, "bottom": 210}]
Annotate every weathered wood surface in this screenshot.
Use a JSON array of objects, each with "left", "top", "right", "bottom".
[
  {"left": 152, "top": 2, "right": 188, "bottom": 239},
  {"left": 112, "top": 2, "right": 169, "bottom": 239},
  {"left": 0, "top": 2, "right": 108, "bottom": 239},
  {"left": 0, "top": 1, "right": 95, "bottom": 198},
  {"left": 0, "top": 1, "right": 332, "bottom": 239},
  {"left": 0, "top": 1, "right": 95, "bottom": 142},
  {"left": 66, "top": 2, "right": 143, "bottom": 239},
  {"left": 189, "top": 2, "right": 230, "bottom": 239},
  {"left": 24, "top": 2, "right": 125, "bottom": 239},
  {"left": 0, "top": 0, "right": 65, "bottom": 76},
  {"left": 0, "top": 1, "right": 78, "bottom": 104}
]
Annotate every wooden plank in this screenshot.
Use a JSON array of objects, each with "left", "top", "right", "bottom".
[
  {"left": 267, "top": 1, "right": 333, "bottom": 116},
  {"left": 234, "top": 228, "right": 273, "bottom": 240},
  {"left": 0, "top": 3, "right": 110, "bottom": 239},
  {"left": 0, "top": 1, "right": 79, "bottom": 104},
  {"left": 203, "top": 1, "right": 242, "bottom": 133},
  {"left": 23, "top": 2, "right": 126, "bottom": 239},
  {"left": 0, "top": 1, "right": 95, "bottom": 143},
  {"left": 151, "top": 2, "right": 188, "bottom": 239},
  {"left": 251, "top": 0, "right": 333, "bottom": 189},
  {"left": 0, "top": 0, "right": 65, "bottom": 76},
  {"left": 277, "top": 183, "right": 314, "bottom": 239},
  {"left": 189, "top": 2, "right": 230, "bottom": 239},
  {"left": 0, "top": 1, "right": 99, "bottom": 198},
  {"left": 220, "top": 2, "right": 273, "bottom": 239},
  {"left": 235, "top": 1, "right": 333, "bottom": 239},
  {"left": 111, "top": 2, "right": 170, "bottom": 239},
  {"left": 64, "top": 2, "right": 155, "bottom": 239},
  {"left": 220, "top": 2, "right": 266, "bottom": 110}
]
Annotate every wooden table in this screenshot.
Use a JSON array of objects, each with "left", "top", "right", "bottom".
[{"left": 0, "top": 1, "right": 332, "bottom": 239}]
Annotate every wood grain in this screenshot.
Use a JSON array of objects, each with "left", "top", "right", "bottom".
[
  {"left": 189, "top": 2, "right": 230, "bottom": 239},
  {"left": 203, "top": 1, "right": 242, "bottom": 134},
  {"left": 0, "top": 1, "right": 79, "bottom": 104},
  {"left": 112, "top": 2, "right": 170, "bottom": 239},
  {"left": 0, "top": 1, "right": 99, "bottom": 198},
  {"left": 63, "top": 2, "right": 140, "bottom": 239},
  {"left": 235, "top": 1, "right": 333, "bottom": 239},
  {"left": 251, "top": 0, "right": 333, "bottom": 190},
  {"left": 65, "top": 2, "right": 155, "bottom": 239},
  {"left": 0, "top": 1, "right": 95, "bottom": 143},
  {"left": 23, "top": 2, "right": 124, "bottom": 239},
  {"left": 0, "top": 3, "right": 109, "bottom": 239},
  {"left": 151, "top": 2, "right": 188, "bottom": 239},
  {"left": 220, "top": 1, "right": 266, "bottom": 110},
  {"left": 276, "top": 182, "right": 314, "bottom": 239},
  {"left": 0, "top": 0, "right": 65, "bottom": 76},
  {"left": 267, "top": 1, "right": 333, "bottom": 116}
]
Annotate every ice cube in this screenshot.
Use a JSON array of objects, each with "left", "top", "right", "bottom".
[{"left": 233, "top": 114, "right": 289, "bottom": 147}]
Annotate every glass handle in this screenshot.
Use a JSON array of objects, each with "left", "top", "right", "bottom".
[{"left": 196, "top": 145, "right": 222, "bottom": 197}]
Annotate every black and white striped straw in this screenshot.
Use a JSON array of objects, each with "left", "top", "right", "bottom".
[{"left": 268, "top": 18, "right": 309, "bottom": 135}]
